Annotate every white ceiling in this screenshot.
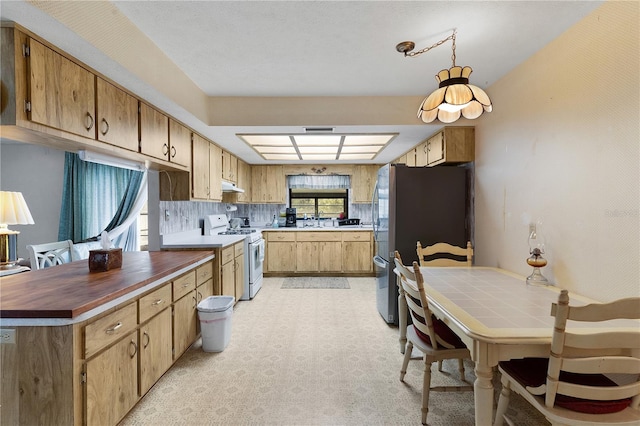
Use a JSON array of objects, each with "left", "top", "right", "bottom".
[{"left": 1, "top": 1, "right": 603, "bottom": 164}]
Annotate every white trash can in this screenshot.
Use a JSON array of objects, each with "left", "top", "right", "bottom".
[{"left": 197, "top": 295, "right": 235, "bottom": 352}]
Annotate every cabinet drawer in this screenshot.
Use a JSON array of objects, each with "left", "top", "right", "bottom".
[
  {"left": 342, "top": 231, "right": 371, "bottom": 242},
  {"left": 221, "top": 246, "right": 234, "bottom": 264},
  {"left": 196, "top": 262, "right": 213, "bottom": 285},
  {"left": 296, "top": 232, "right": 342, "bottom": 242},
  {"left": 139, "top": 284, "right": 171, "bottom": 324},
  {"left": 172, "top": 271, "right": 196, "bottom": 301},
  {"left": 84, "top": 302, "right": 137, "bottom": 358},
  {"left": 234, "top": 241, "right": 244, "bottom": 257},
  {"left": 266, "top": 232, "right": 296, "bottom": 242}
]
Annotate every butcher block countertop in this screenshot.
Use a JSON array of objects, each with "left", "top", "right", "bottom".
[{"left": 0, "top": 250, "right": 214, "bottom": 323}]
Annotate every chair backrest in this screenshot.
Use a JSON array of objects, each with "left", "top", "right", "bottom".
[
  {"left": 393, "top": 250, "right": 415, "bottom": 281},
  {"left": 416, "top": 241, "right": 473, "bottom": 267},
  {"left": 27, "top": 240, "right": 77, "bottom": 270},
  {"left": 543, "top": 289, "right": 640, "bottom": 409},
  {"left": 397, "top": 260, "right": 450, "bottom": 350}
]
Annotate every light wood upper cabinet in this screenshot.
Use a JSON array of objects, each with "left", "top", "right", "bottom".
[
  {"left": 222, "top": 151, "right": 238, "bottom": 183},
  {"left": 235, "top": 159, "right": 251, "bottom": 203},
  {"left": 28, "top": 38, "right": 96, "bottom": 139},
  {"left": 251, "top": 165, "right": 285, "bottom": 203},
  {"left": 426, "top": 127, "right": 475, "bottom": 166},
  {"left": 96, "top": 77, "right": 139, "bottom": 152},
  {"left": 415, "top": 140, "right": 429, "bottom": 167},
  {"left": 352, "top": 165, "right": 379, "bottom": 203},
  {"left": 168, "top": 119, "right": 191, "bottom": 168},
  {"left": 140, "top": 102, "right": 169, "bottom": 161},
  {"left": 209, "top": 143, "right": 223, "bottom": 201},
  {"left": 192, "top": 134, "right": 211, "bottom": 200}
]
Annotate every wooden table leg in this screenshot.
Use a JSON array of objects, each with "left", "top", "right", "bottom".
[{"left": 474, "top": 360, "right": 495, "bottom": 426}]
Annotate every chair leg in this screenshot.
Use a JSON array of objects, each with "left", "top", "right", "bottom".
[
  {"left": 493, "top": 377, "right": 512, "bottom": 426},
  {"left": 400, "top": 342, "right": 413, "bottom": 381},
  {"left": 421, "top": 360, "right": 432, "bottom": 425},
  {"left": 457, "top": 358, "right": 465, "bottom": 382}
]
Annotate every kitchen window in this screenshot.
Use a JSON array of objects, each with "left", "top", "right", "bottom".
[{"left": 290, "top": 189, "right": 348, "bottom": 219}]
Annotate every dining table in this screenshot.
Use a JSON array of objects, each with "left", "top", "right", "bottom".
[{"left": 395, "top": 266, "right": 639, "bottom": 426}]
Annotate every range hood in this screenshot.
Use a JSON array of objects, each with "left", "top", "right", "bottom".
[{"left": 221, "top": 180, "right": 245, "bottom": 193}]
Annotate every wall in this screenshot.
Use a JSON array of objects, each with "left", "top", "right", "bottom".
[
  {"left": 0, "top": 142, "right": 65, "bottom": 260},
  {"left": 473, "top": 1, "right": 639, "bottom": 301}
]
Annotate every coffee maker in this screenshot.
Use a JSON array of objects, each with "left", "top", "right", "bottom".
[{"left": 285, "top": 208, "right": 297, "bottom": 227}]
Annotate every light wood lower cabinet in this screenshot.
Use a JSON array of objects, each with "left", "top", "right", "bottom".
[
  {"left": 264, "top": 230, "right": 372, "bottom": 275},
  {"left": 85, "top": 330, "right": 138, "bottom": 426},
  {"left": 139, "top": 308, "right": 173, "bottom": 395}
]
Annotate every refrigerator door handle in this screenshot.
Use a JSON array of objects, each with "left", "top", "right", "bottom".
[
  {"left": 372, "top": 179, "right": 379, "bottom": 240},
  {"left": 373, "top": 255, "right": 387, "bottom": 269}
]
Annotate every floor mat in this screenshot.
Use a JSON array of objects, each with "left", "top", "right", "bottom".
[{"left": 281, "top": 277, "right": 350, "bottom": 289}]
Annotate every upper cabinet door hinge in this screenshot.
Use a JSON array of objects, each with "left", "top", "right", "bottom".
[
  {"left": 24, "top": 100, "right": 31, "bottom": 112},
  {"left": 80, "top": 372, "right": 87, "bottom": 384},
  {"left": 22, "top": 44, "right": 30, "bottom": 57}
]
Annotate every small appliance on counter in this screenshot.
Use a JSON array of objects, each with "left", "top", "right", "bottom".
[
  {"left": 239, "top": 217, "right": 250, "bottom": 228},
  {"left": 285, "top": 208, "right": 297, "bottom": 227},
  {"left": 338, "top": 218, "right": 360, "bottom": 226}
]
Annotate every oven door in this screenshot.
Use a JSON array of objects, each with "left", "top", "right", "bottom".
[{"left": 249, "top": 238, "right": 265, "bottom": 284}]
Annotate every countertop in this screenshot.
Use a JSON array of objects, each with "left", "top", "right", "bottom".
[
  {"left": 0, "top": 251, "right": 214, "bottom": 323},
  {"left": 261, "top": 225, "right": 373, "bottom": 231},
  {"left": 161, "top": 229, "right": 246, "bottom": 249}
]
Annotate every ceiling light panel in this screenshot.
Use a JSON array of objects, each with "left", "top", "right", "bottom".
[
  {"left": 340, "top": 146, "right": 382, "bottom": 154},
  {"left": 253, "top": 146, "right": 297, "bottom": 154},
  {"left": 262, "top": 153, "right": 301, "bottom": 160},
  {"left": 343, "top": 135, "right": 394, "bottom": 145},
  {"left": 339, "top": 153, "right": 377, "bottom": 160},
  {"left": 294, "top": 135, "right": 341, "bottom": 146},
  {"left": 241, "top": 135, "right": 292, "bottom": 146},
  {"left": 297, "top": 146, "right": 339, "bottom": 154},
  {"left": 299, "top": 154, "right": 339, "bottom": 161}
]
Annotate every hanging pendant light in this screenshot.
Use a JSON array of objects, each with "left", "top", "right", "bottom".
[{"left": 396, "top": 29, "right": 492, "bottom": 124}]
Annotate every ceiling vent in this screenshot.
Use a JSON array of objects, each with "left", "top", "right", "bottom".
[{"left": 304, "top": 127, "right": 334, "bottom": 133}]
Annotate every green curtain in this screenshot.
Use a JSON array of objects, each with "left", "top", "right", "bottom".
[{"left": 58, "top": 152, "right": 144, "bottom": 250}]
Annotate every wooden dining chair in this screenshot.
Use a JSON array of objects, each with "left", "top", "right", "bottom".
[
  {"left": 27, "top": 240, "right": 78, "bottom": 270},
  {"left": 494, "top": 289, "right": 640, "bottom": 426},
  {"left": 416, "top": 241, "right": 473, "bottom": 267},
  {"left": 394, "top": 251, "right": 415, "bottom": 354},
  {"left": 395, "top": 259, "right": 472, "bottom": 425}
]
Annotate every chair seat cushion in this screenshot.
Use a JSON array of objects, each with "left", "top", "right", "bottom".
[
  {"left": 413, "top": 315, "right": 466, "bottom": 349},
  {"left": 499, "top": 358, "right": 632, "bottom": 414}
]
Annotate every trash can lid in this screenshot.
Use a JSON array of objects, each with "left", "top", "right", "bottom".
[{"left": 197, "top": 295, "right": 235, "bottom": 312}]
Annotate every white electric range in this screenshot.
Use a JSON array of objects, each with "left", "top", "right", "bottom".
[{"left": 204, "top": 215, "right": 264, "bottom": 300}]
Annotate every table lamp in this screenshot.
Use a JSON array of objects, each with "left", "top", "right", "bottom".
[
  {"left": 526, "top": 225, "right": 550, "bottom": 286},
  {"left": 0, "top": 191, "right": 35, "bottom": 268}
]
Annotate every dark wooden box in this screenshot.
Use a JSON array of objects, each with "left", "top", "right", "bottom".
[{"left": 88, "top": 248, "right": 123, "bottom": 272}]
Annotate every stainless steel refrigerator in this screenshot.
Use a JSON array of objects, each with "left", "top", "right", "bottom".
[{"left": 372, "top": 163, "right": 471, "bottom": 324}]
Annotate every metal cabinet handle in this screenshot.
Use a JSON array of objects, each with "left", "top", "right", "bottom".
[
  {"left": 152, "top": 299, "right": 164, "bottom": 306},
  {"left": 163, "top": 143, "right": 169, "bottom": 156},
  {"left": 192, "top": 295, "right": 197, "bottom": 308},
  {"left": 129, "top": 340, "right": 138, "bottom": 358},
  {"left": 197, "top": 291, "right": 203, "bottom": 302},
  {"left": 85, "top": 112, "right": 94, "bottom": 131},
  {"left": 143, "top": 331, "right": 150, "bottom": 349},
  {"left": 105, "top": 322, "right": 122, "bottom": 334},
  {"left": 182, "top": 282, "right": 191, "bottom": 288},
  {"left": 171, "top": 146, "right": 177, "bottom": 158},
  {"left": 100, "top": 118, "right": 109, "bottom": 136}
]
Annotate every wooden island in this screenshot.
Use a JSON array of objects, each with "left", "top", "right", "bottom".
[{"left": 0, "top": 250, "right": 216, "bottom": 426}]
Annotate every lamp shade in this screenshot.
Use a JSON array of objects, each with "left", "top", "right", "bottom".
[
  {"left": 418, "top": 66, "right": 493, "bottom": 124},
  {"left": 0, "top": 191, "right": 35, "bottom": 226}
]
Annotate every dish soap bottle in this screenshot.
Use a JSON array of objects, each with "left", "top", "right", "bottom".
[{"left": 271, "top": 215, "right": 279, "bottom": 228}]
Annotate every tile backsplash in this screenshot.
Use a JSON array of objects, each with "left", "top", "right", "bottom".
[{"left": 158, "top": 201, "right": 372, "bottom": 235}]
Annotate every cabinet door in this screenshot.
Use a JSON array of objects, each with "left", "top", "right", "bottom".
[
  {"left": 197, "top": 279, "right": 214, "bottom": 303},
  {"left": 342, "top": 241, "right": 372, "bottom": 272},
  {"left": 319, "top": 241, "right": 342, "bottom": 272},
  {"left": 168, "top": 119, "right": 191, "bottom": 167},
  {"left": 192, "top": 134, "right": 210, "bottom": 199},
  {"left": 221, "top": 260, "right": 235, "bottom": 297},
  {"left": 140, "top": 103, "right": 169, "bottom": 161},
  {"left": 426, "top": 132, "right": 444, "bottom": 165},
  {"left": 266, "top": 165, "right": 285, "bottom": 203},
  {"left": 209, "top": 143, "right": 223, "bottom": 201},
  {"left": 405, "top": 148, "right": 417, "bottom": 167},
  {"left": 296, "top": 241, "right": 318, "bottom": 272},
  {"left": 29, "top": 39, "right": 95, "bottom": 138},
  {"left": 222, "top": 151, "right": 238, "bottom": 183},
  {"left": 352, "top": 165, "right": 378, "bottom": 203},
  {"left": 173, "top": 291, "right": 198, "bottom": 359},
  {"left": 236, "top": 159, "right": 251, "bottom": 203},
  {"left": 96, "top": 78, "right": 138, "bottom": 151},
  {"left": 139, "top": 308, "right": 172, "bottom": 395},
  {"left": 85, "top": 331, "right": 138, "bottom": 426},
  {"left": 251, "top": 166, "right": 267, "bottom": 203},
  {"left": 266, "top": 242, "right": 296, "bottom": 272},
  {"left": 415, "top": 141, "right": 429, "bottom": 167},
  {"left": 234, "top": 253, "right": 245, "bottom": 301}
]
